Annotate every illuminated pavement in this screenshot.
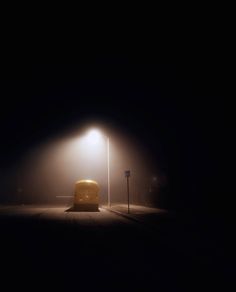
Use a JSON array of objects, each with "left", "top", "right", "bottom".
[
  {"left": 0, "top": 205, "right": 230, "bottom": 291},
  {"left": 105, "top": 204, "right": 169, "bottom": 225}
]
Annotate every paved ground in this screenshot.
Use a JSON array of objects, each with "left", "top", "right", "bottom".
[
  {"left": 0, "top": 205, "right": 232, "bottom": 291},
  {"left": 105, "top": 204, "right": 227, "bottom": 264},
  {"left": 105, "top": 204, "right": 169, "bottom": 225}
]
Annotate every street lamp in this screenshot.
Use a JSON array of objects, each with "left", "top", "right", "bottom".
[{"left": 85, "top": 129, "right": 111, "bottom": 207}]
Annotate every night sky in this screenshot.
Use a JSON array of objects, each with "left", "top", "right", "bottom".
[{"left": 0, "top": 25, "right": 231, "bottom": 219}]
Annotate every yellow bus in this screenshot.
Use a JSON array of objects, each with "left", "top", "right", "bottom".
[{"left": 74, "top": 180, "right": 99, "bottom": 211}]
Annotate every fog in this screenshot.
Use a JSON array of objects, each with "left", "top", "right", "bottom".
[{"left": 0, "top": 123, "right": 166, "bottom": 206}]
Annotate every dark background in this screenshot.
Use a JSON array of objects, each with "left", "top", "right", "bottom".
[
  {"left": 0, "top": 18, "right": 233, "bottom": 222},
  {"left": 0, "top": 12, "right": 234, "bottom": 291}
]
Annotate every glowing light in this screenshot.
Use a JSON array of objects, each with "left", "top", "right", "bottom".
[
  {"left": 86, "top": 129, "right": 102, "bottom": 145},
  {"left": 78, "top": 179, "right": 99, "bottom": 184}
]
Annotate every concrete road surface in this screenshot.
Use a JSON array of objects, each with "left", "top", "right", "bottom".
[{"left": 0, "top": 205, "right": 231, "bottom": 291}]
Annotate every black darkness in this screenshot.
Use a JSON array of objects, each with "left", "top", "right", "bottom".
[
  {"left": 0, "top": 12, "right": 235, "bottom": 291},
  {"left": 0, "top": 22, "right": 233, "bottom": 223}
]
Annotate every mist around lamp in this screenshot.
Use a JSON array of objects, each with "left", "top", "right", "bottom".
[{"left": 85, "top": 129, "right": 111, "bottom": 207}]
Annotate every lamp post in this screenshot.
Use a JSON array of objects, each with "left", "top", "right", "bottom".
[
  {"left": 125, "top": 170, "right": 131, "bottom": 213},
  {"left": 107, "top": 137, "right": 111, "bottom": 207}
]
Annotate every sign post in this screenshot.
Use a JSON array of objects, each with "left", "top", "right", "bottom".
[{"left": 124, "top": 170, "right": 131, "bottom": 214}]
